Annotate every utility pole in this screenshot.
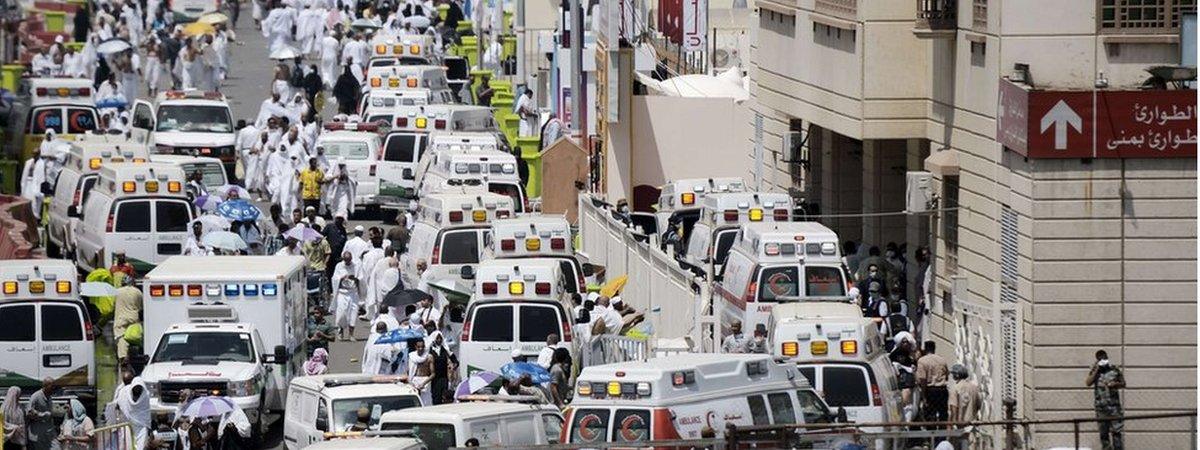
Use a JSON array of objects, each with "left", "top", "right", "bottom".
[
  {"left": 569, "top": 0, "right": 583, "bottom": 135},
  {"left": 515, "top": 0, "right": 526, "bottom": 82}
]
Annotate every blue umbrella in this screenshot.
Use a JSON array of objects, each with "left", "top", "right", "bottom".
[
  {"left": 499, "top": 362, "right": 552, "bottom": 384},
  {"left": 374, "top": 327, "right": 426, "bottom": 345},
  {"left": 216, "top": 199, "right": 261, "bottom": 222},
  {"left": 95, "top": 97, "right": 128, "bottom": 110}
]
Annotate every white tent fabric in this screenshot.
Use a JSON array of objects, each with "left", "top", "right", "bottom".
[{"left": 635, "top": 66, "right": 749, "bottom": 103}]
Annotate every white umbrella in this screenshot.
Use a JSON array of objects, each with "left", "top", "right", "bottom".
[
  {"left": 96, "top": 39, "right": 133, "bottom": 55},
  {"left": 191, "top": 214, "right": 232, "bottom": 232},
  {"left": 202, "top": 231, "right": 248, "bottom": 251},
  {"left": 270, "top": 46, "right": 301, "bottom": 60},
  {"left": 351, "top": 17, "right": 382, "bottom": 30},
  {"left": 212, "top": 184, "right": 251, "bottom": 200},
  {"left": 80, "top": 282, "right": 117, "bottom": 297}
]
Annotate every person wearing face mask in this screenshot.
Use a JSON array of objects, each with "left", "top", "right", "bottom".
[
  {"left": 1086, "top": 349, "right": 1125, "bottom": 450},
  {"left": 742, "top": 324, "right": 769, "bottom": 354}
]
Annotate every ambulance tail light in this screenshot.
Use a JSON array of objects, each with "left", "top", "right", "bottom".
[
  {"left": 723, "top": 209, "right": 738, "bottom": 222},
  {"left": 448, "top": 211, "right": 463, "bottom": 223},
  {"left": 782, "top": 341, "right": 799, "bottom": 356},
  {"left": 105, "top": 212, "right": 115, "bottom": 232},
  {"left": 680, "top": 192, "right": 695, "bottom": 205},
  {"left": 430, "top": 242, "right": 440, "bottom": 264},
  {"left": 89, "top": 158, "right": 102, "bottom": 169},
  {"left": 841, "top": 340, "right": 858, "bottom": 355},
  {"left": 748, "top": 208, "right": 763, "bottom": 222},
  {"left": 84, "top": 319, "right": 95, "bottom": 341},
  {"left": 71, "top": 189, "right": 81, "bottom": 207},
  {"left": 535, "top": 282, "right": 551, "bottom": 295},
  {"left": 395, "top": 117, "right": 408, "bottom": 127},
  {"left": 460, "top": 317, "right": 472, "bottom": 341},
  {"left": 774, "top": 209, "right": 790, "bottom": 221},
  {"left": 168, "top": 284, "right": 184, "bottom": 297},
  {"left": 550, "top": 237, "right": 566, "bottom": 250},
  {"left": 187, "top": 284, "right": 203, "bottom": 297},
  {"left": 434, "top": 119, "right": 446, "bottom": 129},
  {"left": 149, "top": 285, "right": 165, "bottom": 297},
  {"left": 500, "top": 239, "right": 515, "bottom": 251},
  {"left": 369, "top": 164, "right": 377, "bottom": 176},
  {"left": 55, "top": 281, "right": 71, "bottom": 294},
  {"left": 744, "top": 281, "right": 758, "bottom": 304},
  {"left": 2, "top": 281, "right": 17, "bottom": 295},
  {"left": 561, "top": 317, "right": 572, "bottom": 342},
  {"left": 871, "top": 383, "right": 882, "bottom": 406},
  {"left": 481, "top": 282, "right": 497, "bottom": 295}
]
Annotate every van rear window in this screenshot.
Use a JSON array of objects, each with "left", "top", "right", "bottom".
[
  {"left": 156, "top": 200, "right": 192, "bottom": 232},
  {"left": 822, "top": 366, "right": 870, "bottom": 407},
  {"left": 439, "top": 230, "right": 479, "bottom": 264},
  {"left": 182, "top": 163, "right": 226, "bottom": 188},
  {"left": 569, "top": 409, "right": 610, "bottom": 443},
  {"left": 612, "top": 409, "right": 651, "bottom": 442},
  {"left": 116, "top": 200, "right": 152, "bottom": 232},
  {"left": 29, "top": 107, "right": 63, "bottom": 134},
  {"left": 41, "top": 304, "right": 83, "bottom": 341},
  {"left": 0, "top": 304, "right": 35, "bottom": 341},
  {"left": 469, "top": 305, "right": 512, "bottom": 342},
  {"left": 385, "top": 134, "right": 417, "bottom": 162},
  {"left": 66, "top": 108, "right": 97, "bottom": 133},
  {"left": 380, "top": 423, "right": 455, "bottom": 450},
  {"left": 487, "top": 183, "right": 523, "bottom": 212},
  {"left": 805, "top": 266, "right": 845, "bottom": 297},
  {"left": 518, "top": 305, "right": 561, "bottom": 342},
  {"left": 758, "top": 266, "right": 799, "bottom": 302}
]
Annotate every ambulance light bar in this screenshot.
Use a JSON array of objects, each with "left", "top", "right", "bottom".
[
  {"left": 324, "top": 122, "right": 384, "bottom": 132},
  {"left": 149, "top": 283, "right": 278, "bottom": 299},
  {"left": 324, "top": 375, "right": 410, "bottom": 388},
  {"left": 35, "top": 87, "right": 92, "bottom": 97},
  {"left": 163, "top": 90, "right": 223, "bottom": 100}
]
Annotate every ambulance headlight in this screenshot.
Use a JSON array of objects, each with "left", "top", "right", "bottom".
[
  {"left": 144, "top": 381, "right": 159, "bottom": 397},
  {"left": 781, "top": 341, "right": 799, "bottom": 356},
  {"left": 635, "top": 382, "right": 651, "bottom": 396},
  {"left": 228, "top": 377, "right": 260, "bottom": 397}
]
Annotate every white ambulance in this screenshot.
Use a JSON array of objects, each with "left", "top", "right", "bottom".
[
  {"left": 4, "top": 77, "right": 100, "bottom": 157},
  {"left": 361, "top": 89, "right": 435, "bottom": 119},
  {"left": 368, "top": 33, "right": 434, "bottom": 66},
  {"left": 284, "top": 374, "right": 425, "bottom": 449},
  {"left": 376, "top": 114, "right": 501, "bottom": 210},
  {"left": 401, "top": 191, "right": 515, "bottom": 289},
  {"left": 564, "top": 353, "right": 836, "bottom": 443},
  {"left": 713, "top": 222, "right": 850, "bottom": 338},
  {"left": 318, "top": 122, "right": 386, "bottom": 212},
  {"left": 458, "top": 258, "right": 574, "bottom": 379},
  {"left": 0, "top": 260, "right": 95, "bottom": 414},
  {"left": 650, "top": 177, "right": 747, "bottom": 248},
  {"left": 140, "top": 256, "right": 308, "bottom": 442},
  {"left": 682, "top": 191, "right": 793, "bottom": 278},
  {"left": 486, "top": 216, "right": 586, "bottom": 294},
  {"left": 74, "top": 162, "right": 193, "bottom": 273},
  {"left": 769, "top": 302, "right": 902, "bottom": 441},
  {"left": 379, "top": 400, "right": 564, "bottom": 449},
  {"left": 132, "top": 90, "right": 237, "bottom": 179},
  {"left": 415, "top": 149, "right": 527, "bottom": 213},
  {"left": 47, "top": 134, "right": 151, "bottom": 258},
  {"left": 364, "top": 65, "right": 452, "bottom": 100}
]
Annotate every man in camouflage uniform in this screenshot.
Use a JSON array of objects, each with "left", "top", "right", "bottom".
[{"left": 1085, "top": 349, "right": 1125, "bottom": 450}]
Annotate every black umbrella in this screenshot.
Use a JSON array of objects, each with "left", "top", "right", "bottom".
[{"left": 382, "top": 288, "right": 433, "bottom": 311}]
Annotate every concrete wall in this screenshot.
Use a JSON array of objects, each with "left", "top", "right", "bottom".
[{"left": 626, "top": 96, "right": 753, "bottom": 190}]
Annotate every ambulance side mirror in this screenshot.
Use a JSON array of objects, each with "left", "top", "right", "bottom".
[
  {"left": 835, "top": 407, "right": 848, "bottom": 423},
  {"left": 271, "top": 345, "right": 288, "bottom": 365},
  {"left": 315, "top": 416, "right": 329, "bottom": 432},
  {"left": 581, "top": 263, "right": 595, "bottom": 277}
]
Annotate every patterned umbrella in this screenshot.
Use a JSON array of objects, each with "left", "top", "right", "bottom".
[
  {"left": 216, "top": 199, "right": 261, "bottom": 222},
  {"left": 499, "top": 362, "right": 551, "bottom": 384},
  {"left": 454, "top": 371, "right": 501, "bottom": 398},
  {"left": 285, "top": 224, "right": 323, "bottom": 242},
  {"left": 178, "top": 396, "right": 236, "bottom": 418},
  {"left": 373, "top": 327, "right": 426, "bottom": 345}
]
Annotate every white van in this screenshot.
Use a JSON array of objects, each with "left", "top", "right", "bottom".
[
  {"left": 713, "top": 222, "right": 850, "bottom": 337},
  {"left": 285, "top": 374, "right": 425, "bottom": 449},
  {"left": 682, "top": 191, "right": 793, "bottom": 277},
  {"left": 769, "top": 302, "right": 901, "bottom": 445},
  {"left": 3, "top": 77, "right": 99, "bottom": 158},
  {"left": 0, "top": 260, "right": 95, "bottom": 414},
  {"left": 401, "top": 191, "right": 515, "bottom": 289},
  {"left": 74, "top": 162, "right": 193, "bottom": 273},
  {"left": 47, "top": 135, "right": 151, "bottom": 258},
  {"left": 132, "top": 90, "right": 237, "bottom": 179},
  {"left": 459, "top": 259, "right": 574, "bottom": 379},
  {"left": 565, "top": 353, "right": 836, "bottom": 442},
  {"left": 149, "top": 154, "right": 229, "bottom": 196},
  {"left": 363, "top": 65, "right": 452, "bottom": 103},
  {"left": 303, "top": 438, "right": 425, "bottom": 450},
  {"left": 378, "top": 131, "right": 506, "bottom": 207},
  {"left": 415, "top": 149, "right": 527, "bottom": 213},
  {"left": 317, "top": 122, "right": 386, "bottom": 212},
  {"left": 379, "top": 400, "right": 564, "bottom": 450},
  {"left": 486, "top": 216, "right": 586, "bottom": 295},
  {"left": 140, "top": 256, "right": 308, "bottom": 441},
  {"left": 361, "top": 89, "right": 434, "bottom": 119},
  {"left": 368, "top": 33, "right": 433, "bottom": 66}
]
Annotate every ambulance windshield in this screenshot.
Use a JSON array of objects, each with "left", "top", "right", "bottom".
[
  {"left": 156, "top": 105, "right": 233, "bottom": 133},
  {"left": 151, "top": 332, "right": 254, "bottom": 363}
]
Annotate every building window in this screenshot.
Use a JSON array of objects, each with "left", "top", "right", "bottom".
[
  {"left": 973, "top": 0, "right": 988, "bottom": 30},
  {"left": 787, "top": 119, "right": 806, "bottom": 188},
  {"left": 815, "top": 0, "right": 857, "bottom": 20},
  {"left": 1099, "top": 0, "right": 1197, "bottom": 33},
  {"left": 942, "top": 176, "right": 959, "bottom": 271}
]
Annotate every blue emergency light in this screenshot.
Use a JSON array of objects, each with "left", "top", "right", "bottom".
[
  {"left": 242, "top": 284, "right": 259, "bottom": 296},
  {"left": 224, "top": 284, "right": 240, "bottom": 297},
  {"left": 261, "top": 283, "right": 278, "bottom": 297}
]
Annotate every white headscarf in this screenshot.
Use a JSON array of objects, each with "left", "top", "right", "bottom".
[
  {"left": 118, "top": 377, "right": 150, "bottom": 430},
  {"left": 217, "top": 405, "right": 252, "bottom": 438}
]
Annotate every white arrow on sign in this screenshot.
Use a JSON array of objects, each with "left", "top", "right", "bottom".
[{"left": 1040, "top": 100, "right": 1083, "bottom": 150}]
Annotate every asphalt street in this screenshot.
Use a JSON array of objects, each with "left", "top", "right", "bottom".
[{"left": 217, "top": 11, "right": 376, "bottom": 447}]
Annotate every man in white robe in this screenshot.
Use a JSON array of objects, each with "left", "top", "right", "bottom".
[
  {"left": 296, "top": 2, "right": 322, "bottom": 55},
  {"left": 236, "top": 121, "right": 262, "bottom": 192},
  {"left": 262, "top": 5, "right": 297, "bottom": 55},
  {"left": 255, "top": 92, "right": 286, "bottom": 129},
  {"left": 331, "top": 252, "right": 360, "bottom": 339},
  {"left": 319, "top": 32, "right": 341, "bottom": 88},
  {"left": 342, "top": 225, "right": 369, "bottom": 264},
  {"left": 324, "top": 159, "right": 357, "bottom": 217},
  {"left": 361, "top": 322, "right": 396, "bottom": 374}
]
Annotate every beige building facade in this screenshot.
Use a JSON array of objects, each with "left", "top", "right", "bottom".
[{"left": 747, "top": 0, "right": 1197, "bottom": 447}]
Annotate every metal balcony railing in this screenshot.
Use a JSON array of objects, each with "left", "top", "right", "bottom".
[{"left": 916, "top": 0, "right": 957, "bottom": 31}]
